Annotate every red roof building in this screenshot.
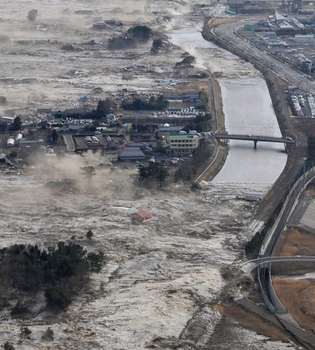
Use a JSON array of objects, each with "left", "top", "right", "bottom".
[{"left": 131, "top": 210, "right": 152, "bottom": 224}]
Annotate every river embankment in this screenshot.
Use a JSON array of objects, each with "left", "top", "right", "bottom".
[{"left": 202, "top": 17, "right": 308, "bottom": 223}]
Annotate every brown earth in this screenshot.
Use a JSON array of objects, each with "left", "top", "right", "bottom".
[
  {"left": 270, "top": 200, "right": 315, "bottom": 339},
  {"left": 215, "top": 304, "right": 296, "bottom": 343},
  {"left": 273, "top": 279, "right": 315, "bottom": 334},
  {"left": 202, "top": 16, "right": 315, "bottom": 345},
  {"left": 274, "top": 226, "right": 315, "bottom": 257}
]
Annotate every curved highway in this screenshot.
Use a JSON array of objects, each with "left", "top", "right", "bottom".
[
  {"left": 212, "top": 20, "right": 315, "bottom": 93},
  {"left": 241, "top": 255, "right": 315, "bottom": 274},
  {"left": 207, "top": 17, "right": 315, "bottom": 348}
]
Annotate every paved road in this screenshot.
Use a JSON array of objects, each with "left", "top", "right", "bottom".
[
  {"left": 213, "top": 20, "right": 315, "bottom": 93},
  {"left": 62, "top": 134, "right": 76, "bottom": 152},
  {"left": 208, "top": 18, "right": 315, "bottom": 348},
  {"left": 236, "top": 298, "right": 284, "bottom": 328},
  {"left": 238, "top": 298, "right": 315, "bottom": 348}
]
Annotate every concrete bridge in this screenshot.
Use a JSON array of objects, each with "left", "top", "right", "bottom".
[
  {"left": 214, "top": 133, "right": 295, "bottom": 149},
  {"left": 240, "top": 255, "right": 315, "bottom": 274}
]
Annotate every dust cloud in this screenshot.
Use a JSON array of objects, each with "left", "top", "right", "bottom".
[{"left": 0, "top": 1, "right": 300, "bottom": 349}]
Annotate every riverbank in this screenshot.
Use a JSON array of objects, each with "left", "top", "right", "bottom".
[
  {"left": 195, "top": 77, "right": 229, "bottom": 183},
  {"left": 201, "top": 17, "right": 308, "bottom": 222},
  {"left": 200, "top": 15, "right": 312, "bottom": 347}
]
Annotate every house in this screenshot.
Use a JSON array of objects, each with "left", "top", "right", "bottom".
[
  {"left": 294, "top": 34, "right": 315, "bottom": 43},
  {"left": 131, "top": 210, "right": 152, "bottom": 224},
  {"left": 78, "top": 96, "right": 91, "bottom": 104},
  {"left": 118, "top": 147, "right": 145, "bottom": 161},
  {"left": 132, "top": 133, "right": 156, "bottom": 142},
  {"left": 37, "top": 108, "right": 53, "bottom": 116},
  {"left": 126, "top": 141, "right": 148, "bottom": 149},
  {"left": 64, "top": 107, "right": 90, "bottom": 116},
  {"left": 105, "top": 140, "right": 124, "bottom": 151},
  {"left": 158, "top": 125, "right": 185, "bottom": 136},
  {"left": 126, "top": 142, "right": 153, "bottom": 154},
  {"left": 93, "top": 23, "right": 108, "bottom": 30},
  {"left": 36, "top": 120, "right": 52, "bottom": 129},
  {"left": 106, "top": 113, "right": 116, "bottom": 124},
  {"left": 105, "top": 19, "right": 123, "bottom": 26}
]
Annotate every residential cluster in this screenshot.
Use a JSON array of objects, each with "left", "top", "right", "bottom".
[
  {"left": 0, "top": 112, "right": 206, "bottom": 167},
  {"left": 239, "top": 12, "right": 315, "bottom": 75}
]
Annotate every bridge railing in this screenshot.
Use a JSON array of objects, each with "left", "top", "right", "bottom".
[{"left": 214, "top": 133, "right": 295, "bottom": 143}]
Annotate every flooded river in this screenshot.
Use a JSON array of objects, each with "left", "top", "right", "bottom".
[
  {"left": 214, "top": 78, "right": 287, "bottom": 183},
  {"left": 169, "top": 27, "right": 287, "bottom": 184}
]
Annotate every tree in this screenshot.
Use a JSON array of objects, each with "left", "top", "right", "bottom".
[
  {"left": 96, "top": 99, "right": 112, "bottom": 119},
  {"left": 155, "top": 165, "right": 168, "bottom": 185},
  {"left": 149, "top": 96, "right": 156, "bottom": 103},
  {"left": 199, "top": 89, "right": 209, "bottom": 109},
  {"left": 20, "top": 327, "right": 32, "bottom": 340},
  {"left": 107, "top": 36, "right": 136, "bottom": 49},
  {"left": 86, "top": 230, "right": 93, "bottom": 239},
  {"left": 87, "top": 251, "right": 104, "bottom": 272},
  {"left": 12, "top": 116, "right": 21, "bottom": 131},
  {"left": 45, "top": 286, "right": 71, "bottom": 310},
  {"left": 156, "top": 95, "right": 168, "bottom": 109},
  {"left": 122, "top": 95, "right": 168, "bottom": 111},
  {"left": 127, "top": 25, "right": 153, "bottom": 43},
  {"left": 0, "top": 242, "right": 104, "bottom": 312},
  {"left": 151, "top": 38, "right": 163, "bottom": 54},
  {"left": 138, "top": 162, "right": 169, "bottom": 187},
  {"left": 2, "top": 342, "right": 15, "bottom": 350},
  {"left": 41, "top": 327, "right": 54, "bottom": 342},
  {"left": 27, "top": 9, "right": 38, "bottom": 21},
  {"left": 176, "top": 54, "right": 195, "bottom": 67},
  {"left": 174, "top": 139, "right": 213, "bottom": 182},
  {"left": 50, "top": 129, "right": 59, "bottom": 144}
]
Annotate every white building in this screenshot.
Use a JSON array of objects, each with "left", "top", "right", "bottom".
[
  {"left": 106, "top": 113, "right": 117, "bottom": 124},
  {"left": 166, "top": 133, "right": 201, "bottom": 155},
  {"left": 294, "top": 34, "right": 315, "bottom": 42}
]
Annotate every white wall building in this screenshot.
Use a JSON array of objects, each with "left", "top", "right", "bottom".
[
  {"left": 294, "top": 34, "right": 315, "bottom": 42},
  {"left": 166, "top": 133, "right": 201, "bottom": 155}
]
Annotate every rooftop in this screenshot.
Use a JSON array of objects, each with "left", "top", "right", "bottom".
[{"left": 169, "top": 134, "right": 199, "bottom": 139}]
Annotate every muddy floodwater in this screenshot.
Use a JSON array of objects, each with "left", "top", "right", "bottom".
[{"left": 0, "top": 2, "right": 298, "bottom": 349}]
